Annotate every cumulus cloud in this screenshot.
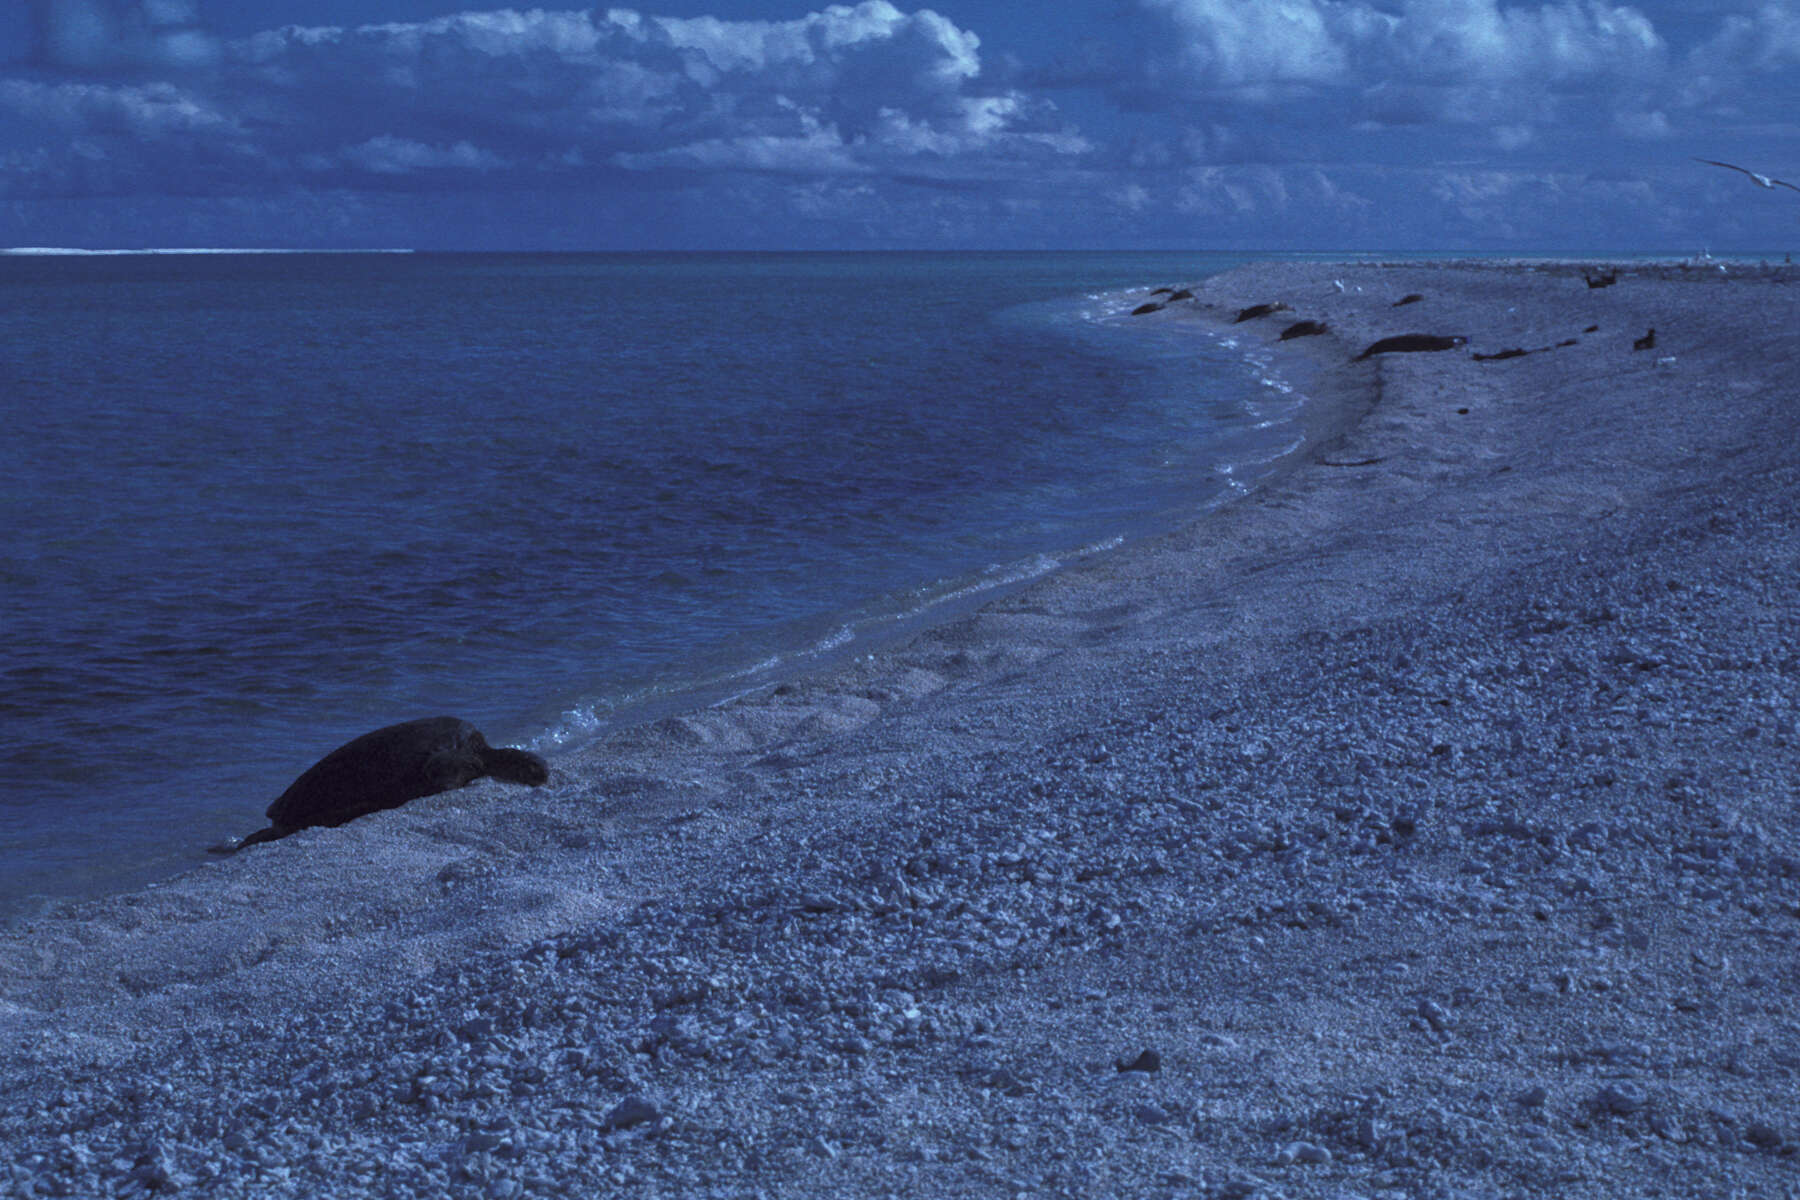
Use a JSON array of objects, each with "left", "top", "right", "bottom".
[
  {"left": 4, "top": 0, "right": 1799, "bottom": 248},
  {"left": 1136, "top": 0, "right": 1666, "bottom": 115},
  {"left": 1137, "top": 0, "right": 1375, "bottom": 95},
  {"left": 32, "top": 0, "right": 219, "bottom": 70},
  {"left": 614, "top": 104, "right": 869, "bottom": 174},
  {"left": 222, "top": 3, "right": 1070, "bottom": 180},
  {"left": 1680, "top": 2, "right": 1800, "bottom": 116},
  {"left": 0, "top": 76, "right": 233, "bottom": 137},
  {"left": 0, "top": 0, "right": 1095, "bottom": 208},
  {"left": 1689, "top": 2, "right": 1800, "bottom": 74}
]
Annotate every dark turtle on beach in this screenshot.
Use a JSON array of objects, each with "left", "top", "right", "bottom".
[
  {"left": 1352, "top": 334, "right": 1468, "bottom": 362},
  {"left": 1233, "top": 301, "right": 1291, "bottom": 323},
  {"left": 215, "top": 717, "right": 550, "bottom": 852}
]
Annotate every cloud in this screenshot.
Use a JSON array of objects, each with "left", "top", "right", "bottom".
[
  {"left": 223, "top": 3, "right": 1068, "bottom": 179},
  {"left": 1681, "top": 2, "right": 1800, "bottom": 118},
  {"left": 1135, "top": 0, "right": 1666, "bottom": 118},
  {"left": 613, "top": 104, "right": 869, "bottom": 174},
  {"left": 332, "top": 136, "right": 509, "bottom": 176},
  {"left": 32, "top": 0, "right": 219, "bottom": 70},
  {"left": 4, "top": 1, "right": 1799, "bottom": 249},
  {"left": 1137, "top": 0, "right": 1375, "bottom": 95},
  {"left": 0, "top": 76, "right": 233, "bottom": 137},
  {"left": 0, "top": 1, "right": 1095, "bottom": 210},
  {"left": 1689, "top": 2, "right": 1800, "bottom": 74}
]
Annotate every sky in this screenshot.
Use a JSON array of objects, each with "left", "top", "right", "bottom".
[{"left": 1, "top": 0, "right": 1797, "bottom": 250}]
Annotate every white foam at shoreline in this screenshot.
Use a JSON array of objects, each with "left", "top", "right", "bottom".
[{"left": 537, "top": 548, "right": 1080, "bottom": 749}]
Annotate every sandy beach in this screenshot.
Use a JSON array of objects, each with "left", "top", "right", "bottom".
[{"left": 3, "top": 259, "right": 1797, "bottom": 1198}]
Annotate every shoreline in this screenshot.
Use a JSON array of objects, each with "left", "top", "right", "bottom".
[
  {"left": 4, "top": 259, "right": 1797, "bottom": 1197},
  {"left": 532, "top": 288, "right": 1329, "bottom": 760},
  {"left": 0, "top": 256, "right": 1300, "bottom": 924}
]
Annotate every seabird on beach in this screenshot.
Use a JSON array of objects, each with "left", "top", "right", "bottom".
[{"left": 1693, "top": 157, "right": 1800, "bottom": 193}]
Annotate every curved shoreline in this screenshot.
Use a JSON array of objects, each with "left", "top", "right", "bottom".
[
  {"left": 0, "top": 258, "right": 1302, "bottom": 923},
  {"left": 4, "top": 259, "right": 1797, "bottom": 1198}
]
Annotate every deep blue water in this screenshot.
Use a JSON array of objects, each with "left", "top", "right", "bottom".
[{"left": 0, "top": 250, "right": 1318, "bottom": 917}]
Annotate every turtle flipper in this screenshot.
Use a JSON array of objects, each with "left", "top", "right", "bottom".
[{"left": 209, "top": 823, "right": 297, "bottom": 854}]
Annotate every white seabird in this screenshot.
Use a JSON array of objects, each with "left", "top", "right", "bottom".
[{"left": 1693, "top": 157, "right": 1800, "bottom": 193}]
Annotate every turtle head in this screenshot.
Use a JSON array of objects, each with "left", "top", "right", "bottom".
[{"left": 482, "top": 746, "right": 550, "bottom": 786}]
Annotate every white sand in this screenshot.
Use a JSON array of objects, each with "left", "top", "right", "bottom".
[{"left": 3, "top": 259, "right": 1797, "bottom": 1197}]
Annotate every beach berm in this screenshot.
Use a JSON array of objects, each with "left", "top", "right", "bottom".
[{"left": 1, "top": 259, "right": 1795, "bottom": 1198}]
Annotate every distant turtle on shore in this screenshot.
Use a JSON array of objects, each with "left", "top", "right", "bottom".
[
  {"left": 1352, "top": 334, "right": 1468, "bottom": 362},
  {"left": 213, "top": 717, "right": 550, "bottom": 852},
  {"left": 1233, "top": 301, "right": 1291, "bottom": 323}
]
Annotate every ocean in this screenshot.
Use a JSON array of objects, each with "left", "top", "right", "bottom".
[{"left": 0, "top": 250, "right": 1325, "bottom": 919}]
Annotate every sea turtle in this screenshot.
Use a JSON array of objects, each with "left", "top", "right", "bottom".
[
  {"left": 1352, "top": 334, "right": 1468, "bottom": 362},
  {"left": 1233, "top": 301, "right": 1291, "bottom": 323},
  {"left": 216, "top": 716, "right": 550, "bottom": 851}
]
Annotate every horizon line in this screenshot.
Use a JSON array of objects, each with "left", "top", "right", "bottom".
[{"left": 0, "top": 247, "right": 418, "bottom": 256}]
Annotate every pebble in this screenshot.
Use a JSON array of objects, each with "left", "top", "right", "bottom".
[
  {"left": 1275, "top": 1141, "right": 1332, "bottom": 1165},
  {"left": 600, "top": 1095, "right": 662, "bottom": 1133},
  {"left": 1597, "top": 1083, "right": 1647, "bottom": 1115},
  {"left": 1648, "top": 1111, "right": 1687, "bottom": 1143},
  {"left": 1115, "top": 1049, "right": 1162, "bottom": 1073},
  {"left": 1745, "top": 1121, "right": 1785, "bottom": 1149}
]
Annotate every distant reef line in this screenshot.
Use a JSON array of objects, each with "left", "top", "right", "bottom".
[{"left": 0, "top": 247, "right": 416, "bottom": 256}]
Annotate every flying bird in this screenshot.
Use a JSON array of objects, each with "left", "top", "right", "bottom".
[{"left": 1693, "top": 158, "right": 1800, "bottom": 193}]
